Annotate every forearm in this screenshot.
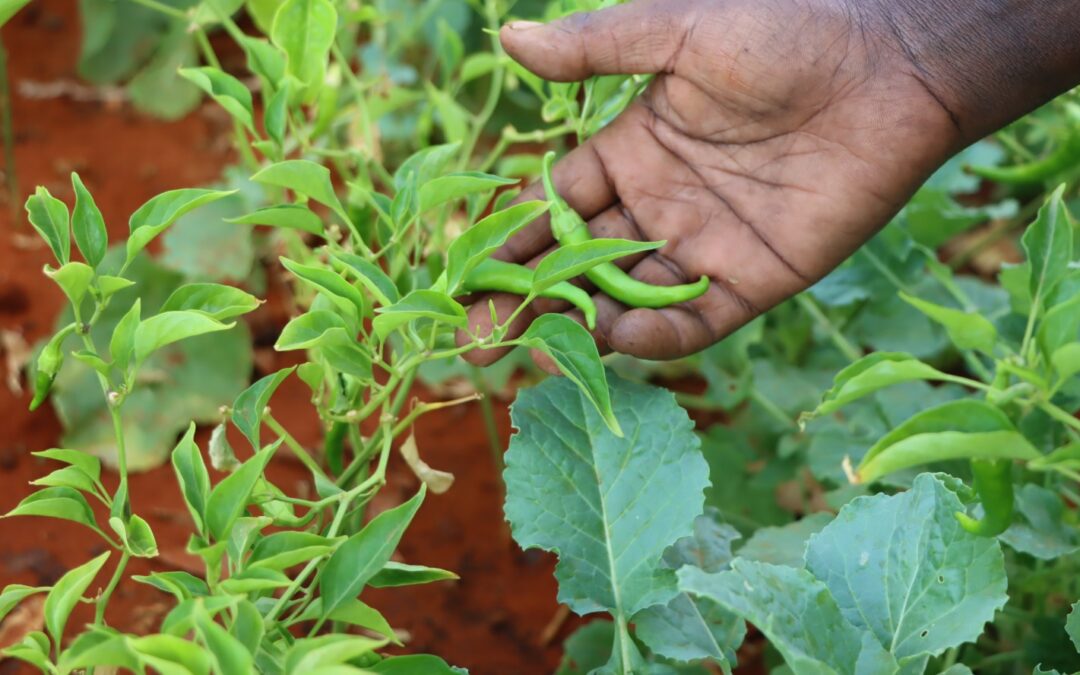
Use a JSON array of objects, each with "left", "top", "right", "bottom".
[{"left": 861, "top": 0, "right": 1080, "bottom": 144}]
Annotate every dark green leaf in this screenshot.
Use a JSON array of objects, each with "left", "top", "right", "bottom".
[
  {"left": 368, "top": 561, "right": 459, "bottom": 588},
  {"left": 26, "top": 186, "right": 70, "bottom": 264},
  {"left": 231, "top": 366, "right": 295, "bottom": 449},
  {"left": 70, "top": 173, "right": 107, "bottom": 268},
  {"left": 206, "top": 440, "right": 281, "bottom": 541},
  {"left": 171, "top": 423, "right": 211, "bottom": 533}
]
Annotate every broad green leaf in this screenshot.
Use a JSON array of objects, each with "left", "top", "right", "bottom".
[
  {"left": 58, "top": 630, "right": 140, "bottom": 674},
  {"left": 45, "top": 261, "right": 94, "bottom": 308},
  {"left": 519, "top": 315, "right": 621, "bottom": 435},
  {"left": 505, "top": 373, "right": 708, "bottom": 619},
  {"left": 133, "top": 571, "right": 209, "bottom": 601},
  {"left": 70, "top": 173, "right": 107, "bottom": 268},
  {"left": 179, "top": 66, "right": 254, "bottom": 131},
  {"left": 532, "top": 238, "right": 663, "bottom": 292},
  {"left": 418, "top": 172, "right": 517, "bottom": 212},
  {"left": 737, "top": 513, "right": 834, "bottom": 569},
  {"left": 231, "top": 366, "right": 296, "bottom": 449},
  {"left": 275, "top": 310, "right": 347, "bottom": 350},
  {"left": 679, "top": 559, "right": 898, "bottom": 674},
  {"left": 1001, "top": 484, "right": 1080, "bottom": 560},
  {"left": 0, "top": 585, "right": 45, "bottom": 625},
  {"left": 280, "top": 257, "right": 367, "bottom": 322},
  {"left": 133, "top": 310, "right": 232, "bottom": 365},
  {"left": 856, "top": 401, "right": 1039, "bottom": 483},
  {"left": 443, "top": 200, "right": 548, "bottom": 293},
  {"left": 161, "top": 283, "right": 261, "bottom": 321},
  {"left": 805, "top": 474, "right": 1008, "bottom": 661},
  {"left": 5, "top": 486, "right": 99, "bottom": 533},
  {"left": 26, "top": 186, "right": 70, "bottom": 264},
  {"left": 899, "top": 292, "right": 997, "bottom": 356},
  {"left": 1052, "top": 343, "right": 1080, "bottom": 384},
  {"left": 171, "top": 423, "right": 211, "bottom": 533},
  {"left": 367, "top": 561, "right": 459, "bottom": 588},
  {"left": 331, "top": 251, "right": 399, "bottom": 306},
  {"left": 270, "top": 0, "right": 336, "bottom": 92},
  {"left": 126, "top": 188, "right": 237, "bottom": 262},
  {"left": 194, "top": 605, "right": 254, "bottom": 674},
  {"left": 44, "top": 551, "right": 110, "bottom": 645},
  {"left": 555, "top": 622, "right": 616, "bottom": 675},
  {"left": 227, "top": 204, "right": 324, "bottom": 235},
  {"left": 206, "top": 439, "right": 281, "bottom": 541},
  {"left": 372, "top": 290, "right": 467, "bottom": 339},
  {"left": 319, "top": 487, "right": 426, "bottom": 618},
  {"left": 1023, "top": 185, "right": 1073, "bottom": 307},
  {"left": 0, "top": 0, "right": 31, "bottom": 26},
  {"left": 808, "top": 353, "right": 965, "bottom": 418}
]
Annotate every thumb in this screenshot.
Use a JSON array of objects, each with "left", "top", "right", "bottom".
[{"left": 500, "top": 0, "right": 693, "bottom": 82}]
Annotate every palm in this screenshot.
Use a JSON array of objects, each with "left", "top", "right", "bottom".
[{"left": 464, "top": 0, "right": 960, "bottom": 362}]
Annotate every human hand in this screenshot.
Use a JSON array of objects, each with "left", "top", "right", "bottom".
[{"left": 460, "top": 0, "right": 970, "bottom": 364}]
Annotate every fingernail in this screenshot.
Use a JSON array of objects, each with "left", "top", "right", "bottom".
[{"left": 506, "top": 20, "right": 542, "bottom": 30}]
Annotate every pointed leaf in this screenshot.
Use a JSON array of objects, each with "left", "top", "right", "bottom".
[
  {"left": 330, "top": 251, "right": 399, "bottom": 306},
  {"left": 275, "top": 310, "right": 347, "bottom": 351},
  {"left": 45, "top": 261, "right": 94, "bottom": 308},
  {"left": 1022, "top": 184, "right": 1073, "bottom": 306},
  {"left": 171, "top": 423, "right": 211, "bottom": 533},
  {"left": 44, "top": 551, "right": 110, "bottom": 644},
  {"left": 161, "top": 283, "right": 262, "bottom": 321},
  {"left": 899, "top": 293, "right": 997, "bottom": 356},
  {"left": 5, "top": 486, "right": 99, "bottom": 533},
  {"left": 178, "top": 66, "right": 254, "bottom": 131},
  {"left": 533, "top": 238, "right": 663, "bottom": 292},
  {"left": 70, "top": 173, "right": 107, "bottom": 268},
  {"left": 26, "top": 186, "right": 70, "bottom": 264},
  {"left": 134, "top": 310, "right": 232, "bottom": 365},
  {"left": 126, "top": 188, "right": 237, "bottom": 262},
  {"left": 443, "top": 200, "right": 547, "bottom": 293},
  {"left": 372, "top": 290, "right": 467, "bottom": 339},
  {"left": 231, "top": 366, "right": 296, "bottom": 449},
  {"left": 252, "top": 160, "right": 345, "bottom": 220},
  {"left": 206, "top": 440, "right": 281, "bottom": 541},
  {"left": 227, "top": 204, "right": 324, "bottom": 235},
  {"left": 367, "top": 561, "right": 459, "bottom": 589},
  {"left": 270, "top": 0, "right": 336, "bottom": 89},
  {"left": 808, "top": 352, "right": 965, "bottom": 418},
  {"left": 418, "top": 172, "right": 518, "bottom": 212}
]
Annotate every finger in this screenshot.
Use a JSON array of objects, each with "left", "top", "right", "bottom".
[
  {"left": 496, "top": 140, "right": 618, "bottom": 264},
  {"left": 457, "top": 293, "right": 536, "bottom": 366},
  {"left": 500, "top": 0, "right": 694, "bottom": 82}
]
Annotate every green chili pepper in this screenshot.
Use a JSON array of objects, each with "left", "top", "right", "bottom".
[
  {"left": 462, "top": 258, "right": 598, "bottom": 330},
  {"left": 969, "top": 103, "right": 1080, "bottom": 185},
  {"left": 541, "top": 152, "right": 709, "bottom": 308},
  {"left": 954, "top": 458, "right": 1014, "bottom": 537}
]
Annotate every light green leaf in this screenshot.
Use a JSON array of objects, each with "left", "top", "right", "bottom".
[
  {"left": 44, "top": 552, "right": 110, "bottom": 645},
  {"left": 133, "top": 310, "right": 232, "bottom": 365},
  {"left": 418, "top": 172, "right": 517, "bottom": 212},
  {"left": 96, "top": 275, "right": 135, "bottom": 298},
  {"left": 130, "top": 633, "right": 214, "bottom": 674},
  {"left": 45, "top": 262, "right": 95, "bottom": 308},
  {"left": 270, "top": 0, "right": 336, "bottom": 92},
  {"left": 161, "top": 283, "right": 261, "bottom": 321},
  {"left": 206, "top": 439, "right": 281, "bottom": 541},
  {"left": 280, "top": 257, "right": 367, "bottom": 322},
  {"left": 443, "top": 200, "right": 548, "bottom": 293},
  {"left": 194, "top": 605, "right": 254, "bottom": 674},
  {"left": 505, "top": 372, "right": 709, "bottom": 619},
  {"left": 284, "top": 634, "right": 386, "bottom": 672},
  {"left": 248, "top": 531, "right": 340, "bottom": 570},
  {"left": 126, "top": 188, "right": 237, "bottom": 262},
  {"left": 70, "top": 173, "right": 108, "bottom": 268},
  {"left": 369, "top": 654, "right": 468, "bottom": 675},
  {"left": 1023, "top": 184, "right": 1073, "bottom": 307},
  {"left": 1038, "top": 294, "right": 1080, "bottom": 359},
  {"left": 0, "top": 585, "right": 45, "bottom": 625},
  {"left": 367, "top": 561, "right": 459, "bottom": 588},
  {"left": 808, "top": 353, "right": 966, "bottom": 418},
  {"left": 227, "top": 204, "right": 324, "bottom": 235},
  {"left": 230, "top": 366, "right": 296, "bottom": 449},
  {"left": 291, "top": 598, "right": 398, "bottom": 643},
  {"left": 132, "top": 571, "right": 209, "bottom": 601},
  {"left": 30, "top": 323, "right": 75, "bottom": 411},
  {"left": 372, "top": 290, "right": 467, "bottom": 339},
  {"left": 738, "top": 513, "right": 835, "bottom": 569},
  {"left": 518, "top": 315, "right": 621, "bottom": 435},
  {"left": 319, "top": 487, "right": 426, "bottom": 618},
  {"left": 178, "top": 66, "right": 254, "bottom": 131},
  {"left": 219, "top": 567, "right": 291, "bottom": 593},
  {"left": 679, "top": 559, "right": 898, "bottom": 675},
  {"left": 109, "top": 299, "right": 141, "bottom": 374},
  {"left": 899, "top": 292, "right": 997, "bottom": 355},
  {"left": 31, "top": 465, "right": 98, "bottom": 494},
  {"left": 5, "top": 486, "right": 99, "bottom": 533},
  {"left": 0, "top": 0, "right": 31, "bottom": 26},
  {"left": 532, "top": 238, "right": 663, "bottom": 292},
  {"left": 230, "top": 599, "right": 264, "bottom": 657},
  {"left": 171, "top": 423, "right": 211, "bottom": 533},
  {"left": 1052, "top": 343, "right": 1080, "bottom": 384},
  {"left": 315, "top": 328, "right": 373, "bottom": 381},
  {"left": 330, "top": 251, "right": 399, "bottom": 306},
  {"left": 275, "top": 310, "right": 347, "bottom": 351},
  {"left": 1, "top": 631, "right": 53, "bottom": 673},
  {"left": 1067, "top": 602, "right": 1080, "bottom": 654},
  {"left": 33, "top": 449, "right": 101, "bottom": 483},
  {"left": 26, "top": 186, "right": 70, "bottom": 264},
  {"left": 805, "top": 474, "right": 1008, "bottom": 661}
]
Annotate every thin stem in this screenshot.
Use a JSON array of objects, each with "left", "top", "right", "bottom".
[
  {"left": 129, "top": 0, "right": 187, "bottom": 19},
  {"left": 0, "top": 34, "right": 18, "bottom": 223},
  {"left": 265, "top": 414, "right": 330, "bottom": 482},
  {"left": 1039, "top": 401, "right": 1080, "bottom": 434},
  {"left": 795, "top": 294, "right": 862, "bottom": 363},
  {"left": 457, "top": 0, "right": 505, "bottom": 171},
  {"left": 93, "top": 550, "right": 131, "bottom": 626},
  {"left": 469, "top": 366, "right": 504, "bottom": 476}
]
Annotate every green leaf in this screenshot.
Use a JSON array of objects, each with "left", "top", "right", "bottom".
[
  {"left": 1023, "top": 184, "right": 1073, "bottom": 307},
  {"left": 5, "top": 486, "right": 99, "bottom": 533},
  {"left": 680, "top": 559, "right": 897, "bottom": 674},
  {"left": 555, "top": 622, "right": 616, "bottom": 675},
  {"left": 178, "top": 66, "right": 254, "bottom": 131},
  {"left": 1052, "top": 342, "right": 1080, "bottom": 384},
  {"left": 127, "top": 188, "right": 237, "bottom": 263},
  {"left": 418, "top": 172, "right": 517, "bottom": 212},
  {"left": 26, "top": 186, "right": 70, "bottom": 264},
  {"left": 126, "top": 23, "right": 202, "bottom": 121},
  {"left": 33, "top": 449, "right": 101, "bottom": 483},
  {"left": 369, "top": 654, "right": 466, "bottom": 674},
  {"left": 206, "top": 440, "right": 281, "bottom": 541},
  {"left": 134, "top": 310, "right": 232, "bottom": 365},
  {"left": 314, "top": 328, "right": 373, "bottom": 381},
  {"left": 31, "top": 465, "right": 98, "bottom": 494},
  {"left": 161, "top": 283, "right": 262, "bottom": 321},
  {"left": 133, "top": 571, "right": 209, "bottom": 601},
  {"left": 219, "top": 567, "right": 291, "bottom": 593},
  {"left": 805, "top": 474, "right": 1008, "bottom": 661},
  {"left": 45, "top": 261, "right": 95, "bottom": 308},
  {"left": 425, "top": 82, "right": 469, "bottom": 144},
  {"left": 171, "top": 423, "right": 211, "bottom": 534},
  {"left": 30, "top": 323, "right": 75, "bottom": 411},
  {"left": 280, "top": 257, "right": 367, "bottom": 322},
  {"left": 109, "top": 299, "right": 141, "bottom": 374},
  {"left": 284, "top": 634, "right": 385, "bottom": 672},
  {"left": 443, "top": 200, "right": 548, "bottom": 293},
  {"left": 248, "top": 531, "right": 339, "bottom": 570},
  {"left": 532, "top": 238, "right": 663, "bottom": 292},
  {"left": 231, "top": 366, "right": 295, "bottom": 449},
  {"left": 275, "top": 310, "right": 347, "bottom": 350},
  {"left": 1067, "top": 602, "right": 1080, "bottom": 654},
  {"left": 70, "top": 173, "right": 108, "bottom": 268},
  {"left": 194, "top": 604, "right": 254, "bottom": 674},
  {"left": 0, "top": 585, "right": 45, "bottom": 625},
  {"left": 227, "top": 204, "right": 324, "bottom": 235},
  {"left": 1000, "top": 484, "right": 1080, "bottom": 560},
  {"left": 367, "top": 561, "right": 459, "bottom": 588},
  {"left": 1, "top": 631, "right": 53, "bottom": 673},
  {"left": 0, "top": 0, "right": 31, "bottom": 26},
  {"left": 372, "top": 290, "right": 467, "bottom": 339},
  {"left": 270, "top": 0, "right": 336, "bottom": 93},
  {"left": 505, "top": 372, "right": 709, "bottom": 619},
  {"left": 856, "top": 401, "right": 1039, "bottom": 483},
  {"left": 331, "top": 251, "right": 399, "bottom": 306},
  {"left": 899, "top": 292, "right": 997, "bottom": 355},
  {"left": 129, "top": 633, "right": 214, "bottom": 674},
  {"left": 230, "top": 599, "right": 264, "bottom": 657},
  {"left": 291, "top": 598, "right": 398, "bottom": 643},
  {"left": 519, "top": 315, "right": 621, "bottom": 436},
  {"left": 96, "top": 275, "right": 135, "bottom": 298},
  {"left": 738, "top": 513, "right": 834, "bottom": 569},
  {"left": 1038, "top": 294, "right": 1080, "bottom": 359},
  {"left": 319, "top": 487, "right": 426, "bottom": 618},
  {"left": 807, "top": 352, "right": 963, "bottom": 418},
  {"left": 125, "top": 514, "right": 159, "bottom": 557},
  {"left": 44, "top": 551, "right": 110, "bottom": 645}
]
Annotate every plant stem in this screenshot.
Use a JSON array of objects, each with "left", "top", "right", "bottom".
[
  {"left": 0, "top": 34, "right": 18, "bottom": 223},
  {"left": 93, "top": 550, "right": 131, "bottom": 626},
  {"left": 129, "top": 0, "right": 187, "bottom": 19},
  {"left": 795, "top": 294, "right": 862, "bottom": 363},
  {"left": 457, "top": 0, "right": 504, "bottom": 171},
  {"left": 265, "top": 414, "right": 330, "bottom": 482},
  {"left": 468, "top": 366, "right": 503, "bottom": 474}
]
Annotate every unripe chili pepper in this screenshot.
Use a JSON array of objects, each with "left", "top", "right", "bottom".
[
  {"left": 462, "top": 258, "right": 598, "bottom": 330},
  {"left": 970, "top": 103, "right": 1080, "bottom": 185},
  {"left": 954, "top": 458, "right": 1014, "bottom": 537},
  {"left": 541, "top": 152, "right": 709, "bottom": 308}
]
